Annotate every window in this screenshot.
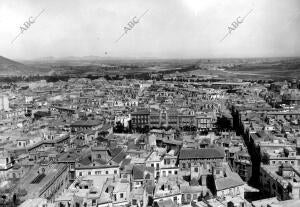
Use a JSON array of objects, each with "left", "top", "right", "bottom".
[
  {"left": 173, "top": 196, "right": 177, "bottom": 203},
  {"left": 174, "top": 171, "right": 178, "bottom": 175},
  {"left": 187, "top": 194, "right": 191, "bottom": 201},
  {"left": 120, "top": 193, "right": 124, "bottom": 198},
  {"left": 182, "top": 163, "right": 186, "bottom": 168},
  {"left": 193, "top": 194, "right": 197, "bottom": 200},
  {"left": 236, "top": 187, "right": 240, "bottom": 195},
  {"left": 114, "top": 170, "right": 117, "bottom": 174},
  {"left": 106, "top": 171, "right": 108, "bottom": 174},
  {"left": 79, "top": 172, "right": 82, "bottom": 176},
  {"left": 168, "top": 171, "right": 172, "bottom": 175},
  {"left": 88, "top": 171, "right": 91, "bottom": 175},
  {"left": 194, "top": 167, "right": 198, "bottom": 172}
]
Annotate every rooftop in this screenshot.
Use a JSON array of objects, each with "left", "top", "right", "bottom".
[{"left": 179, "top": 148, "right": 225, "bottom": 160}]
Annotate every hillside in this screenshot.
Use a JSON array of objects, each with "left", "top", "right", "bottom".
[{"left": 0, "top": 56, "right": 41, "bottom": 76}]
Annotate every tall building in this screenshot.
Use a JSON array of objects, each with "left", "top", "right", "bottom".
[
  {"left": 131, "top": 109, "right": 150, "bottom": 129},
  {"left": 0, "top": 95, "right": 9, "bottom": 111}
]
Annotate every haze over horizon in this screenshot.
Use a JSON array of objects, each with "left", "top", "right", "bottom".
[{"left": 0, "top": 0, "right": 300, "bottom": 60}]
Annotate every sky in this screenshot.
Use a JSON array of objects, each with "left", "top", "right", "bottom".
[{"left": 0, "top": 0, "right": 300, "bottom": 60}]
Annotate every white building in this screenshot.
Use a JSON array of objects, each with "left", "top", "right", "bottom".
[{"left": 0, "top": 95, "right": 9, "bottom": 111}]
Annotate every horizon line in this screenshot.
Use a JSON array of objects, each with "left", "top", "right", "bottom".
[{"left": 13, "top": 55, "right": 300, "bottom": 62}]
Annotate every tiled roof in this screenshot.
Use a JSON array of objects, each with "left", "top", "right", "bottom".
[
  {"left": 94, "top": 158, "right": 107, "bottom": 165},
  {"left": 109, "top": 148, "right": 123, "bottom": 157},
  {"left": 215, "top": 173, "right": 244, "bottom": 191},
  {"left": 179, "top": 148, "right": 225, "bottom": 160},
  {"left": 133, "top": 165, "right": 145, "bottom": 180},
  {"left": 70, "top": 120, "right": 101, "bottom": 127},
  {"left": 78, "top": 155, "right": 92, "bottom": 165},
  {"left": 112, "top": 151, "right": 127, "bottom": 164},
  {"left": 121, "top": 158, "right": 131, "bottom": 168},
  {"left": 131, "top": 110, "right": 150, "bottom": 115},
  {"left": 156, "top": 199, "right": 176, "bottom": 207},
  {"left": 145, "top": 185, "right": 155, "bottom": 195}
]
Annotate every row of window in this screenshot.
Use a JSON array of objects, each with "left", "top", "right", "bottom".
[
  {"left": 271, "top": 160, "right": 295, "bottom": 165},
  {"left": 78, "top": 170, "right": 118, "bottom": 176},
  {"left": 150, "top": 163, "right": 160, "bottom": 168},
  {"left": 132, "top": 119, "right": 148, "bottom": 123},
  {"left": 113, "top": 193, "right": 124, "bottom": 200},
  {"left": 161, "top": 170, "right": 178, "bottom": 176},
  {"left": 182, "top": 162, "right": 214, "bottom": 169}
]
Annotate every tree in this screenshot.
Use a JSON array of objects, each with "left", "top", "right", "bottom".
[
  {"left": 1, "top": 195, "right": 6, "bottom": 206},
  {"left": 215, "top": 116, "right": 232, "bottom": 130},
  {"left": 142, "top": 125, "right": 150, "bottom": 133},
  {"left": 183, "top": 125, "right": 190, "bottom": 131},
  {"left": 191, "top": 126, "right": 197, "bottom": 131},
  {"left": 114, "top": 121, "right": 124, "bottom": 133},
  {"left": 13, "top": 194, "right": 17, "bottom": 206},
  {"left": 166, "top": 126, "right": 172, "bottom": 131},
  {"left": 136, "top": 126, "right": 142, "bottom": 133},
  {"left": 198, "top": 192, "right": 203, "bottom": 201},
  {"left": 204, "top": 192, "right": 211, "bottom": 200},
  {"left": 261, "top": 153, "right": 269, "bottom": 165},
  {"left": 159, "top": 126, "right": 166, "bottom": 130},
  {"left": 99, "top": 131, "right": 109, "bottom": 137}
]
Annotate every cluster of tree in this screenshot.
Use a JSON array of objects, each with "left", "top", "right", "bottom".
[
  {"left": 197, "top": 191, "right": 211, "bottom": 201},
  {"left": 33, "top": 110, "right": 51, "bottom": 120},
  {"left": 135, "top": 125, "right": 150, "bottom": 133},
  {"left": 114, "top": 122, "right": 184, "bottom": 134},
  {"left": 0, "top": 188, "right": 26, "bottom": 206},
  {"left": 180, "top": 125, "right": 197, "bottom": 132},
  {"left": 160, "top": 65, "right": 198, "bottom": 75},
  {"left": 104, "top": 73, "right": 152, "bottom": 81},
  {"left": 261, "top": 153, "right": 270, "bottom": 165},
  {"left": 0, "top": 66, "right": 212, "bottom": 84},
  {"left": 0, "top": 75, "right": 70, "bottom": 83},
  {"left": 215, "top": 116, "right": 232, "bottom": 130},
  {"left": 113, "top": 121, "right": 132, "bottom": 133}
]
